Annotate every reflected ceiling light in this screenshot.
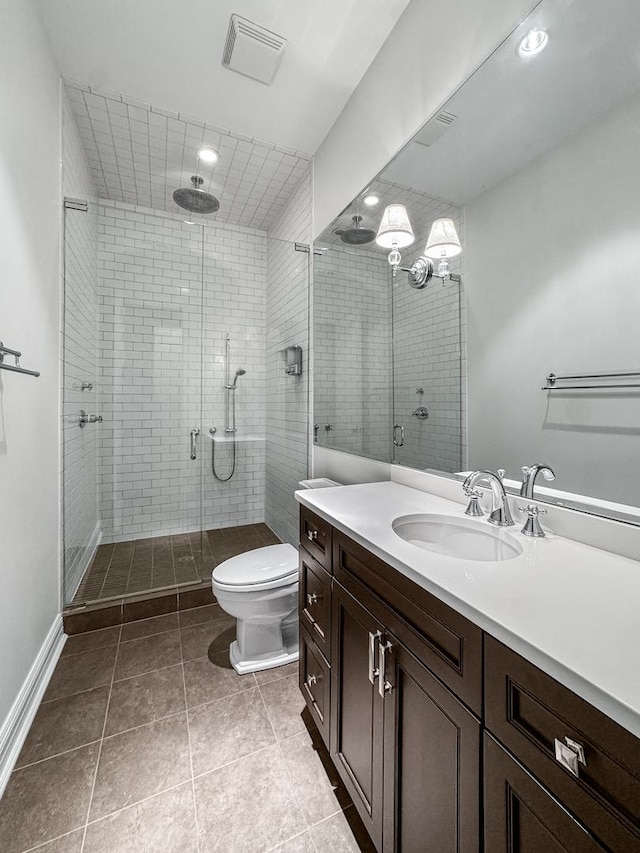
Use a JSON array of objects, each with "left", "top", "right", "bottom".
[
  {"left": 363, "top": 194, "right": 379, "bottom": 207},
  {"left": 184, "top": 219, "right": 196, "bottom": 225},
  {"left": 518, "top": 29, "right": 548, "bottom": 58},
  {"left": 375, "top": 204, "right": 415, "bottom": 275},
  {"left": 198, "top": 147, "right": 220, "bottom": 164}
]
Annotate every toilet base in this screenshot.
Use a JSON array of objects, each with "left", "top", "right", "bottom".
[{"left": 229, "top": 639, "right": 299, "bottom": 675}]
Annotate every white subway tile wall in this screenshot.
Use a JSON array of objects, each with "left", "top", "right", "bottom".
[
  {"left": 313, "top": 246, "right": 393, "bottom": 462},
  {"left": 97, "top": 202, "right": 268, "bottom": 543},
  {"left": 265, "top": 167, "right": 313, "bottom": 545},
  {"left": 61, "top": 91, "right": 101, "bottom": 601}
]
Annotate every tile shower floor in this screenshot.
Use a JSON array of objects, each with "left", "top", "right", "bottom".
[
  {"left": 0, "top": 607, "right": 374, "bottom": 853},
  {"left": 74, "top": 524, "right": 281, "bottom": 603}
]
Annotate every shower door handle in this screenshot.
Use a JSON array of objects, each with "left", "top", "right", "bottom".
[
  {"left": 190, "top": 427, "right": 200, "bottom": 460},
  {"left": 393, "top": 424, "right": 404, "bottom": 447}
]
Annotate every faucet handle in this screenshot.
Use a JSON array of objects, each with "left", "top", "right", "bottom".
[
  {"left": 497, "top": 468, "right": 506, "bottom": 481},
  {"left": 518, "top": 504, "right": 548, "bottom": 537},
  {"left": 464, "top": 489, "right": 484, "bottom": 517}
]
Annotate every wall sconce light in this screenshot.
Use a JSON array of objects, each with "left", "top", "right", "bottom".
[
  {"left": 405, "top": 217, "right": 462, "bottom": 289},
  {"left": 424, "top": 218, "right": 462, "bottom": 278},
  {"left": 375, "top": 204, "right": 415, "bottom": 276}
]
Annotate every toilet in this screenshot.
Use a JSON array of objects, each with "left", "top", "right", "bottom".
[{"left": 212, "top": 543, "right": 299, "bottom": 674}]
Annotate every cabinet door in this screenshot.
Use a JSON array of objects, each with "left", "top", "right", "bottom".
[
  {"left": 381, "top": 637, "right": 481, "bottom": 853},
  {"left": 484, "top": 734, "right": 608, "bottom": 853},
  {"left": 331, "top": 582, "right": 384, "bottom": 851}
]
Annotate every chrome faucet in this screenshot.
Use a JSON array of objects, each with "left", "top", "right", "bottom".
[
  {"left": 520, "top": 463, "right": 555, "bottom": 499},
  {"left": 463, "top": 470, "right": 515, "bottom": 527}
]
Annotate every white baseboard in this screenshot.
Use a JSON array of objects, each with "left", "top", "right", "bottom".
[
  {"left": 66, "top": 521, "right": 102, "bottom": 603},
  {"left": 0, "top": 616, "right": 66, "bottom": 797}
]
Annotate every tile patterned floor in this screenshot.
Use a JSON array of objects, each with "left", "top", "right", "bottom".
[
  {"left": 74, "top": 524, "right": 281, "bottom": 604},
  {"left": 0, "top": 607, "right": 374, "bottom": 853}
]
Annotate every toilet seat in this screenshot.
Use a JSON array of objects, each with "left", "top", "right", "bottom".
[{"left": 212, "top": 543, "right": 298, "bottom": 592}]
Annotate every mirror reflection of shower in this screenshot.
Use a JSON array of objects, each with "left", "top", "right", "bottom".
[{"left": 210, "top": 334, "right": 246, "bottom": 481}]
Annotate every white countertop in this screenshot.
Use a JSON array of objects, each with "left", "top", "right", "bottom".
[{"left": 295, "top": 481, "right": 640, "bottom": 738}]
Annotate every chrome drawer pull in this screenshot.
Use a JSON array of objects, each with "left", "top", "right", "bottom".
[
  {"left": 306, "top": 674, "right": 318, "bottom": 687},
  {"left": 554, "top": 737, "right": 586, "bottom": 778},
  {"left": 368, "top": 631, "right": 381, "bottom": 684},
  {"left": 378, "top": 640, "right": 393, "bottom": 698},
  {"left": 307, "top": 529, "right": 319, "bottom": 542},
  {"left": 306, "top": 592, "right": 319, "bottom": 607}
]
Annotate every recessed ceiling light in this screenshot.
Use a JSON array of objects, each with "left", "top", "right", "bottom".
[
  {"left": 518, "top": 29, "right": 548, "bottom": 58},
  {"left": 198, "top": 147, "right": 219, "bottom": 164},
  {"left": 363, "top": 195, "right": 379, "bottom": 207}
]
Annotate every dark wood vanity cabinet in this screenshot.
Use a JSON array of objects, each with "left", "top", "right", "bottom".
[
  {"left": 298, "top": 508, "right": 640, "bottom": 853},
  {"left": 484, "top": 734, "right": 609, "bottom": 852}
]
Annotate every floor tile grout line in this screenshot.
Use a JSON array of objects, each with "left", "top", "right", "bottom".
[
  {"left": 79, "top": 630, "right": 120, "bottom": 853},
  {"left": 21, "top": 825, "right": 87, "bottom": 853},
  {"left": 102, "top": 707, "right": 188, "bottom": 742},
  {"left": 178, "top": 632, "right": 202, "bottom": 853},
  {"left": 77, "top": 779, "right": 193, "bottom": 835},
  {"left": 13, "top": 737, "right": 105, "bottom": 774}
]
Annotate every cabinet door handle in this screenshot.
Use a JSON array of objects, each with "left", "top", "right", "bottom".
[
  {"left": 368, "top": 631, "right": 381, "bottom": 684},
  {"left": 306, "top": 529, "right": 319, "bottom": 542},
  {"left": 306, "top": 592, "right": 319, "bottom": 607},
  {"left": 306, "top": 673, "right": 318, "bottom": 687},
  {"left": 378, "top": 639, "right": 393, "bottom": 697},
  {"left": 554, "top": 737, "right": 586, "bottom": 778}
]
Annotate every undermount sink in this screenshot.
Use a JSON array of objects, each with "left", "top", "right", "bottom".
[{"left": 392, "top": 513, "right": 523, "bottom": 562}]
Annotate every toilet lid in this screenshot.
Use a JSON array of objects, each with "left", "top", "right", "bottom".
[{"left": 212, "top": 543, "right": 298, "bottom": 587}]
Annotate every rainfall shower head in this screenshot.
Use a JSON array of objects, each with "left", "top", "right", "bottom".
[
  {"left": 173, "top": 175, "right": 220, "bottom": 214},
  {"left": 334, "top": 215, "right": 375, "bottom": 245}
]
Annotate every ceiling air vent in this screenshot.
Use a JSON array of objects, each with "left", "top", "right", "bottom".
[
  {"left": 222, "top": 14, "right": 287, "bottom": 85},
  {"left": 413, "top": 110, "right": 458, "bottom": 147}
]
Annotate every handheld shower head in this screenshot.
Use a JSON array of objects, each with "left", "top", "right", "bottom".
[{"left": 225, "top": 368, "right": 246, "bottom": 389}]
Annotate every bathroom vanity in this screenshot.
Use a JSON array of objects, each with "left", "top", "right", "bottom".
[{"left": 296, "top": 483, "right": 640, "bottom": 853}]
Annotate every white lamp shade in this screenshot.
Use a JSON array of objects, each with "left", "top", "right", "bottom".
[
  {"left": 376, "top": 204, "right": 415, "bottom": 249},
  {"left": 424, "top": 218, "right": 462, "bottom": 259}
]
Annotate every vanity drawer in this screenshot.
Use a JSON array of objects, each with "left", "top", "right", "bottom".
[
  {"left": 300, "top": 625, "right": 331, "bottom": 747},
  {"left": 333, "top": 529, "right": 482, "bottom": 715},
  {"left": 299, "top": 506, "right": 333, "bottom": 572},
  {"left": 299, "top": 549, "right": 332, "bottom": 662},
  {"left": 485, "top": 635, "right": 640, "bottom": 852}
]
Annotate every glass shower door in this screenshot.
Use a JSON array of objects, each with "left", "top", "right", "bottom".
[{"left": 62, "top": 209, "right": 206, "bottom": 606}]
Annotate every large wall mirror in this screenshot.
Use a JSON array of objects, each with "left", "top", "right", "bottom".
[{"left": 314, "top": 0, "right": 640, "bottom": 523}]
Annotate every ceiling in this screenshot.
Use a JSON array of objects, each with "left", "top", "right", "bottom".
[
  {"left": 381, "top": 0, "right": 640, "bottom": 204},
  {"left": 37, "top": 0, "right": 411, "bottom": 155},
  {"left": 64, "top": 80, "right": 311, "bottom": 229}
]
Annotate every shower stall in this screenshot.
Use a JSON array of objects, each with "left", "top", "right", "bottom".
[{"left": 61, "top": 202, "right": 310, "bottom": 609}]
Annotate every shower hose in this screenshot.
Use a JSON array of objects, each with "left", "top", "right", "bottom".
[{"left": 211, "top": 432, "right": 237, "bottom": 481}]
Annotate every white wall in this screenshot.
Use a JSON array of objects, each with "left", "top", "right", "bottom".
[
  {"left": 465, "top": 90, "right": 640, "bottom": 505},
  {"left": 0, "top": 0, "right": 62, "bottom": 727},
  {"left": 313, "top": 0, "right": 539, "bottom": 236}
]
